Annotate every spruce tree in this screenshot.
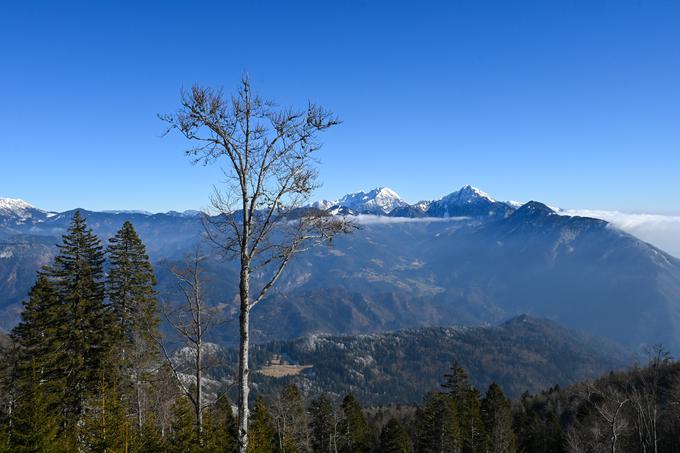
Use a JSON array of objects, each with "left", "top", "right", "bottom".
[
  {"left": 169, "top": 396, "right": 199, "bottom": 453},
  {"left": 443, "top": 363, "right": 483, "bottom": 453},
  {"left": 134, "top": 413, "right": 167, "bottom": 453},
  {"left": 415, "top": 392, "right": 460, "bottom": 453},
  {"left": 41, "top": 211, "right": 111, "bottom": 425},
  {"left": 10, "top": 276, "right": 62, "bottom": 397},
  {"left": 107, "top": 221, "right": 158, "bottom": 348},
  {"left": 106, "top": 221, "right": 160, "bottom": 429},
  {"left": 10, "top": 362, "right": 62, "bottom": 453},
  {"left": 338, "top": 394, "right": 374, "bottom": 453},
  {"left": 248, "top": 397, "right": 276, "bottom": 453},
  {"left": 79, "top": 377, "right": 128, "bottom": 453},
  {"left": 480, "top": 383, "right": 514, "bottom": 453},
  {"left": 379, "top": 418, "right": 411, "bottom": 453},
  {"left": 0, "top": 424, "right": 8, "bottom": 453},
  {"left": 309, "top": 393, "right": 336, "bottom": 453},
  {"left": 204, "top": 395, "right": 238, "bottom": 453}
]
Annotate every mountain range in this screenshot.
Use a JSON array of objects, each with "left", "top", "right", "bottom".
[{"left": 1, "top": 185, "right": 679, "bottom": 353}]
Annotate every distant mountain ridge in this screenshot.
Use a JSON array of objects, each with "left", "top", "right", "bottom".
[
  {"left": 310, "top": 184, "right": 517, "bottom": 218},
  {"left": 1, "top": 187, "right": 680, "bottom": 355}
]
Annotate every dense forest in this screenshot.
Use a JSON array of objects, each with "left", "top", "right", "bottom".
[{"left": 1, "top": 212, "right": 679, "bottom": 452}]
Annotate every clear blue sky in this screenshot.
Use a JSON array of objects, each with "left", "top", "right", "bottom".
[{"left": 1, "top": 0, "right": 679, "bottom": 214}]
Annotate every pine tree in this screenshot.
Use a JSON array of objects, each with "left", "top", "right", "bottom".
[
  {"left": 132, "top": 412, "right": 166, "bottom": 453},
  {"left": 415, "top": 392, "right": 460, "bottom": 453},
  {"left": 0, "top": 424, "right": 8, "bottom": 453},
  {"left": 248, "top": 397, "right": 276, "bottom": 453},
  {"left": 338, "top": 394, "right": 374, "bottom": 453},
  {"left": 169, "top": 396, "right": 199, "bottom": 453},
  {"left": 41, "top": 211, "right": 112, "bottom": 426},
  {"left": 79, "top": 377, "right": 128, "bottom": 453},
  {"left": 480, "top": 383, "right": 514, "bottom": 453},
  {"left": 443, "top": 363, "right": 483, "bottom": 453},
  {"left": 10, "top": 277, "right": 63, "bottom": 400},
  {"left": 107, "top": 221, "right": 160, "bottom": 430},
  {"left": 309, "top": 393, "right": 337, "bottom": 453},
  {"left": 379, "top": 418, "right": 411, "bottom": 453},
  {"left": 10, "top": 362, "right": 62, "bottom": 453},
  {"left": 204, "top": 395, "right": 238, "bottom": 453},
  {"left": 107, "top": 221, "right": 158, "bottom": 348}
]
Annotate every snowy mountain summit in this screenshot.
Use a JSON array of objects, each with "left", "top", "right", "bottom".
[
  {"left": 338, "top": 187, "right": 406, "bottom": 214},
  {"left": 0, "top": 198, "right": 33, "bottom": 215},
  {"left": 312, "top": 187, "right": 407, "bottom": 215},
  {"left": 310, "top": 184, "right": 517, "bottom": 218},
  {"left": 442, "top": 185, "right": 496, "bottom": 204},
  {"left": 425, "top": 185, "right": 514, "bottom": 218},
  {"left": 0, "top": 198, "right": 51, "bottom": 221}
]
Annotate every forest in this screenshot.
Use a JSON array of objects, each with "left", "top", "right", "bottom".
[{"left": 0, "top": 211, "right": 679, "bottom": 453}]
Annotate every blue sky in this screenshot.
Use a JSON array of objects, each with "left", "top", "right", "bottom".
[{"left": 1, "top": 0, "right": 679, "bottom": 214}]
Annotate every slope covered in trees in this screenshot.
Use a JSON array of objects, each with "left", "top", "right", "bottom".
[{"left": 219, "top": 315, "right": 633, "bottom": 404}]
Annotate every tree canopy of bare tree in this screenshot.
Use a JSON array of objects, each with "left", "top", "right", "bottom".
[{"left": 161, "top": 76, "right": 352, "bottom": 452}]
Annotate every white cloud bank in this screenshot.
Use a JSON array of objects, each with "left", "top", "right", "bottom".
[
  {"left": 352, "top": 215, "right": 469, "bottom": 225},
  {"left": 561, "top": 209, "right": 680, "bottom": 258}
]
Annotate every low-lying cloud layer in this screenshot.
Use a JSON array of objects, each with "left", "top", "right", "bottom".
[
  {"left": 562, "top": 209, "right": 680, "bottom": 258},
  {"left": 352, "top": 215, "right": 468, "bottom": 225}
]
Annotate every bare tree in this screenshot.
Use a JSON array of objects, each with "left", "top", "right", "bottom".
[
  {"left": 159, "top": 250, "right": 224, "bottom": 444},
  {"left": 629, "top": 345, "right": 669, "bottom": 453},
  {"left": 161, "top": 76, "right": 352, "bottom": 452},
  {"left": 583, "top": 383, "right": 630, "bottom": 453}
]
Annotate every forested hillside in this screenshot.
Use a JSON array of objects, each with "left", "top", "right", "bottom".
[{"left": 218, "top": 315, "right": 632, "bottom": 404}]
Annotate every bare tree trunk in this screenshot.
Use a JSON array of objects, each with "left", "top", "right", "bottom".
[
  {"left": 238, "top": 263, "right": 250, "bottom": 453},
  {"left": 196, "top": 322, "right": 203, "bottom": 441},
  {"left": 136, "top": 375, "right": 142, "bottom": 431}
]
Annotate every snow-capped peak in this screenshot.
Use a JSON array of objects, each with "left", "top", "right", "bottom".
[
  {"left": 0, "top": 198, "right": 41, "bottom": 219},
  {"left": 337, "top": 186, "right": 406, "bottom": 214},
  {"left": 311, "top": 199, "right": 339, "bottom": 211},
  {"left": 0, "top": 197, "right": 33, "bottom": 211},
  {"left": 442, "top": 185, "right": 496, "bottom": 204}
]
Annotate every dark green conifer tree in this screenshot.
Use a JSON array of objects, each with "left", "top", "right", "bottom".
[
  {"left": 41, "top": 211, "right": 111, "bottom": 426},
  {"left": 415, "top": 392, "right": 460, "bottom": 453},
  {"left": 442, "top": 363, "right": 483, "bottom": 453},
  {"left": 338, "top": 394, "right": 374, "bottom": 453},
  {"left": 106, "top": 221, "right": 160, "bottom": 430},
  {"left": 169, "top": 396, "right": 199, "bottom": 453},
  {"left": 379, "top": 418, "right": 411, "bottom": 453},
  {"left": 480, "top": 383, "right": 514, "bottom": 453},
  {"left": 0, "top": 424, "right": 8, "bottom": 453},
  {"left": 134, "top": 413, "right": 167, "bottom": 453},
  {"left": 204, "top": 395, "right": 238, "bottom": 453},
  {"left": 79, "top": 378, "right": 128, "bottom": 453},
  {"left": 10, "top": 276, "right": 62, "bottom": 397},
  {"left": 248, "top": 397, "right": 276, "bottom": 453},
  {"left": 10, "top": 362, "right": 62, "bottom": 453},
  {"left": 309, "top": 393, "right": 337, "bottom": 453}
]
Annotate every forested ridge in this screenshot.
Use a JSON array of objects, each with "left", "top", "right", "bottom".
[{"left": 1, "top": 212, "right": 679, "bottom": 452}]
